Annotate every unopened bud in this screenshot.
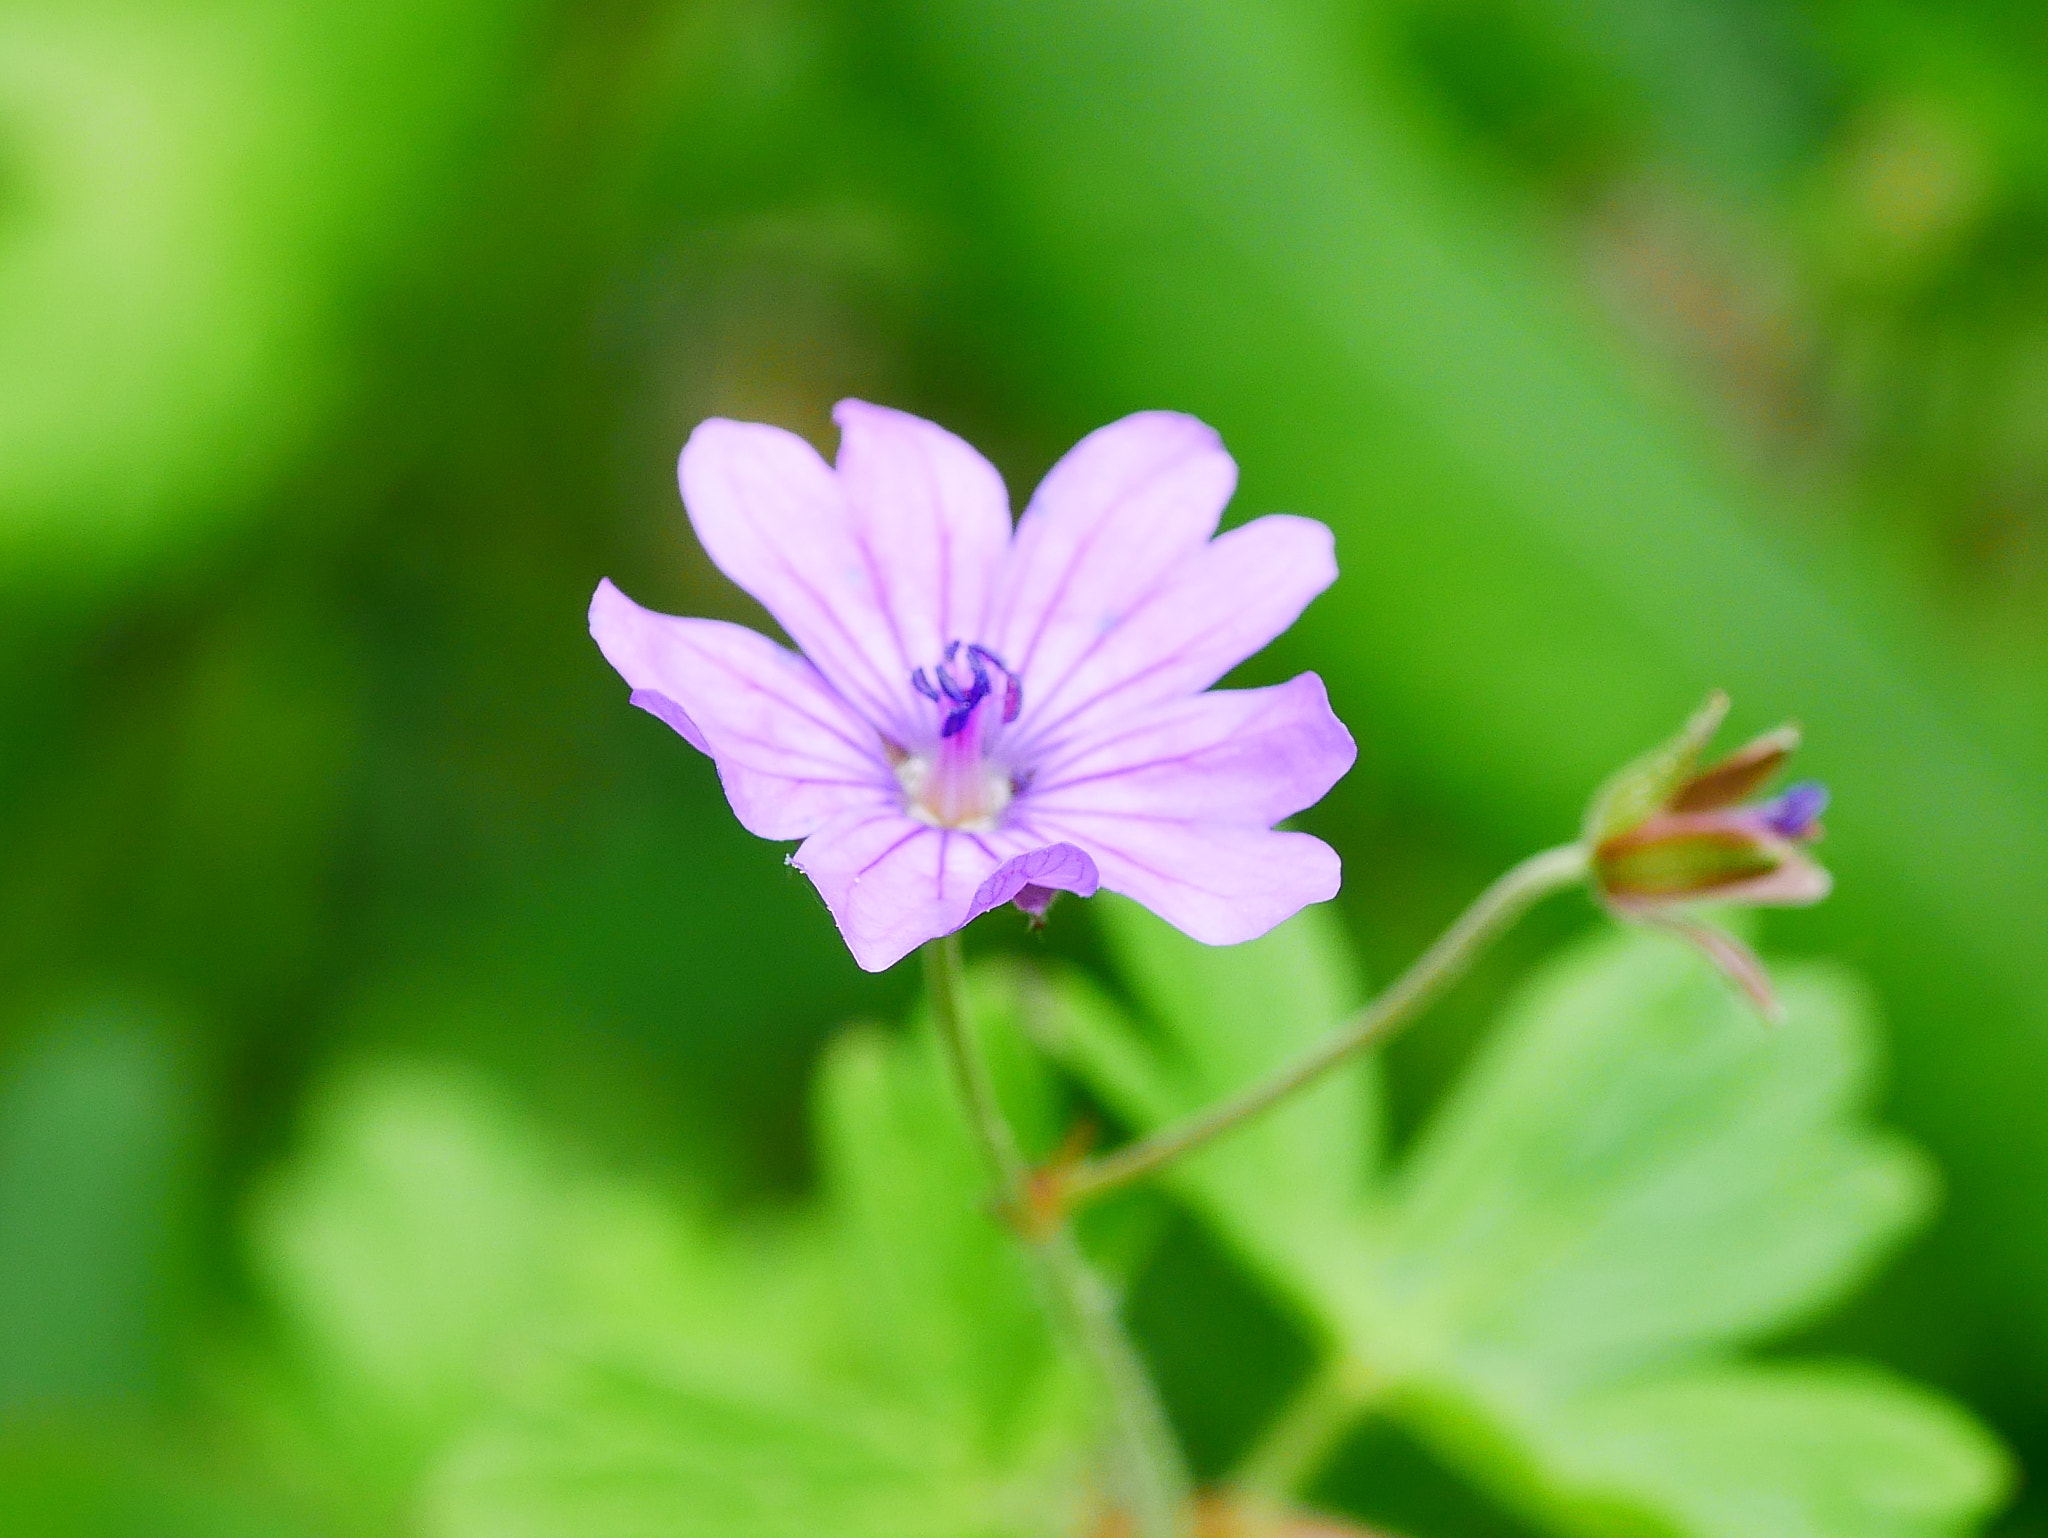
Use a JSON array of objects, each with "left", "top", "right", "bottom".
[{"left": 1583, "top": 693, "right": 1832, "bottom": 1017}]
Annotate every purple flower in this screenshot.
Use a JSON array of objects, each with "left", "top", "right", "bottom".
[{"left": 590, "top": 402, "right": 1356, "bottom": 971}]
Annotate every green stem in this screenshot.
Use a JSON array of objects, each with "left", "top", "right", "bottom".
[
  {"left": 1059, "top": 842, "right": 1590, "bottom": 1209},
  {"left": 924, "top": 934, "right": 1028, "bottom": 1188},
  {"left": 921, "top": 935, "right": 1192, "bottom": 1538},
  {"left": 1232, "top": 1353, "right": 1380, "bottom": 1501}
]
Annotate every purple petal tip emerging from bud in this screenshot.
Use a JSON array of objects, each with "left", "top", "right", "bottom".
[{"left": 1763, "top": 781, "right": 1828, "bottom": 839}]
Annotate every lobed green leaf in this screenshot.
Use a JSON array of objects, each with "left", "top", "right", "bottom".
[{"left": 1058, "top": 907, "right": 2005, "bottom": 1538}]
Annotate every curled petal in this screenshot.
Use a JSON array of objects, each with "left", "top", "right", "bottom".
[
  {"left": 1027, "top": 812, "right": 1342, "bottom": 946},
  {"left": 590, "top": 580, "right": 890, "bottom": 840},
  {"left": 1028, "top": 675, "right": 1355, "bottom": 826},
  {"left": 677, "top": 419, "right": 910, "bottom": 736},
  {"left": 991, "top": 412, "right": 1236, "bottom": 698},
  {"left": 1015, "top": 516, "right": 1338, "bottom": 755},
  {"left": 791, "top": 802, "right": 1097, "bottom": 971},
  {"left": 970, "top": 842, "right": 1099, "bottom": 920},
  {"left": 833, "top": 400, "right": 1014, "bottom": 669}
]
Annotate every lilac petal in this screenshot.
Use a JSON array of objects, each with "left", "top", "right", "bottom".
[
  {"left": 990, "top": 412, "right": 1236, "bottom": 699},
  {"left": 969, "top": 842, "right": 1100, "bottom": 920},
  {"left": 677, "top": 419, "right": 911, "bottom": 737},
  {"left": 1013, "top": 516, "right": 1338, "bottom": 756},
  {"left": 791, "top": 805, "right": 1096, "bottom": 971},
  {"left": 1024, "top": 813, "right": 1342, "bottom": 946},
  {"left": 832, "top": 400, "right": 1014, "bottom": 669},
  {"left": 590, "top": 580, "right": 891, "bottom": 840},
  {"left": 1026, "top": 674, "right": 1355, "bottom": 827}
]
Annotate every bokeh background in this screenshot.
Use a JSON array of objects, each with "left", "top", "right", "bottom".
[{"left": 4, "top": 0, "right": 2047, "bottom": 1531}]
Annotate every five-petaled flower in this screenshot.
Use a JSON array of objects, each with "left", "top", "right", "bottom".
[{"left": 591, "top": 402, "right": 1356, "bottom": 971}]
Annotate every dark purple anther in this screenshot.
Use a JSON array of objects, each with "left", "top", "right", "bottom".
[
  {"left": 1762, "top": 781, "right": 1828, "bottom": 840},
  {"left": 914, "top": 640, "right": 1024, "bottom": 736},
  {"left": 966, "top": 644, "right": 1023, "bottom": 722}
]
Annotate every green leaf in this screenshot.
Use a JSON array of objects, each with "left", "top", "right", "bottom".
[
  {"left": 248, "top": 1065, "right": 572, "bottom": 1482},
  {"left": 426, "top": 1363, "right": 1060, "bottom": 1538},
  {"left": 1528, "top": 1365, "right": 2009, "bottom": 1538},
  {"left": 246, "top": 1064, "right": 829, "bottom": 1508},
  {"left": 1057, "top": 913, "right": 2007, "bottom": 1537},
  {"left": 260, "top": 978, "right": 1091, "bottom": 1537},
  {"left": 812, "top": 1002, "right": 1068, "bottom": 1460},
  {"left": 1052, "top": 896, "right": 1377, "bottom": 1324},
  {"left": 1370, "top": 940, "right": 1933, "bottom": 1393}
]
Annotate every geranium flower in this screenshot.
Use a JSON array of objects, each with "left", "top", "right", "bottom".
[{"left": 590, "top": 402, "right": 1355, "bottom": 971}]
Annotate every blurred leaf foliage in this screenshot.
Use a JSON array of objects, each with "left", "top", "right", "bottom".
[
  {"left": 192, "top": 922, "right": 1999, "bottom": 1538},
  {"left": 0, "top": 0, "right": 546, "bottom": 586},
  {"left": 248, "top": 973, "right": 1091, "bottom": 1538}
]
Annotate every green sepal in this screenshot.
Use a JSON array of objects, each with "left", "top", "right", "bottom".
[
  {"left": 1596, "top": 827, "right": 1781, "bottom": 900},
  {"left": 1582, "top": 692, "right": 1729, "bottom": 846}
]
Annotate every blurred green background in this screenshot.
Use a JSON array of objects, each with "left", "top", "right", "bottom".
[{"left": 3, "top": 0, "right": 2047, "bottom": 1531}]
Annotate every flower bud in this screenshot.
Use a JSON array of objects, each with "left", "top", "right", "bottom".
[{"left": 1583, "top": 692, "right": 1831, "bottom": 1017}]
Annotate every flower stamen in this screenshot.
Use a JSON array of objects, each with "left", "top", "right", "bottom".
[{"left": 898, "top": 641, "right": 1024, "bottom": 829}]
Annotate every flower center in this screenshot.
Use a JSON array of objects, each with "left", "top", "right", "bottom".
[{"left": 896, "top": 642, "right": 1023, "bottom": 831}]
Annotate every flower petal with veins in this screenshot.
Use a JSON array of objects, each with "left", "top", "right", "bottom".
[
  {"left": 678, "top": 420, "right": 911, "bottom": 739},
  {"left": 597, "top": 403, "right": 1353, "bottom": 970},
  {"left": 1029, "top": 675, "right": 1355, "bottom": 826},
  {"left": 589, "top": 579, "right": 889, "bottom": 840},
  {"left": 1013, "top": 515, "right": 1337, "bottom": 756},
  {"left": 833, "top": 400, "right": 1013, "bottom": 667},
  {"left": 992, "top": 412, "right": 1237, "bottom": 694}
]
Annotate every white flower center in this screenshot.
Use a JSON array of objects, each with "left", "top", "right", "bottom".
[{"left": 897, "top": 753, "right": 1013, "bottom": 832}]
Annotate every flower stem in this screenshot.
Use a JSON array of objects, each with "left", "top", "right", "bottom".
[
  {"left": 1231, "top": 1354, "right": 1380, "bottom": 1501},
  {"left": 921, "top": 935, "right": 1192, "bottom": 1538},
  {"left": 1058, "top": 842, "right": 1591, "bottom": 1210},
  {"left": 924, "top": 933, "right": 1029, "bottom": 1187}
]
